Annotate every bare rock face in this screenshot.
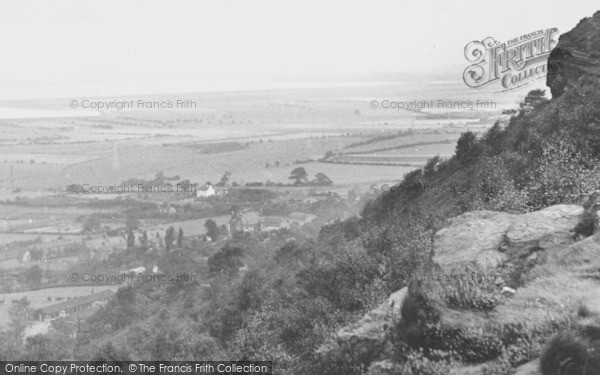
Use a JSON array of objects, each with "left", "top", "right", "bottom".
[
  {"left": 433, "top": 205, "right": 582, "bottom": 270},
  {"left": 547, "top": 11, "right": 600, "bottom": 98},
  {"left": 433, "top": 210, "right": 518, "bottom": 270},
  {"left": 335, "top": 287, "right": 408, "bottom": 362},
  {"left": 504, "top": 205, "right": 583, "bottom": 257}
]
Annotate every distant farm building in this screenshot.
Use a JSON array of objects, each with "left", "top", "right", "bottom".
[
  {"left": 229, "top": 211, "right": 261, "bottom": 235},
  {"left": 33, "top": 290, "right": 114, "bottom": 322},
  {"left": 196, "top": 185, "right": 216, "bottom": 198}
]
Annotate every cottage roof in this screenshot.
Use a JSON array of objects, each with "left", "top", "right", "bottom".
[{"left": 36, "top": 290, "right": 114, "bottom": 315}]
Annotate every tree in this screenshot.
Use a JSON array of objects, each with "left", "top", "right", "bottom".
[
  {"left": 289, "top": 167, "right": 308, "bottom": 185},
  {"left": 455, "top": 131, "right": 483, "bottom": 166},
  {"left": 314, "top": 172, "right": 333, "bottom": 186},
  {"left": 24, "top": 331, "right": 74, "bottom": 360},
  {"left": 165, "top": 227, "right": 175, "bottom": 251},
  {"left": 139, "top": 231, "right": 148, "bottom": 248},
  {"left": 92, "top": 341, "right": 131, "bottom": 361},
  {"left": 519, "top": 89, "right": 548, "bottom": 114},
  {"left": 219, "top": 224, "right": 229, "bottom": 237},
  {"left": 25, "top": 265, "right": 42, "bottom": 288},
  {"left": 126, "top": 230, "right": 135, "bottom": 249},
  {"left": 177, "top": 227, "right": 184, "bottom": 248},
  {"left": 29, "top": 248, "right": 43, "bottom": 262},
  {"left": 82, "top": 215, "right": 102, "bottom": 233},
  {"left": 5, "top": 298, "right": 31, "bottom": 352},
  {"left": 207, "top": 244, "right": 244, "bottom": 276},
  {"left": 482, "top": 122, "right": 505, "bottom": 155},
  {"left": 347, "top": 188, "right": 358, "bottom": 202},
  {"left": 125, "top": 213, "right": 140, "bottom": 231},
  {"left": 177, "top": 179, "right": 191, "bottom": 192},
  {"left": 156, "top": 232, "right": 164, "bottom": 249},
  {"left": 218, "top": 172, "right": 231, "bottom": 186},
  {"left": 204, "top": 219, "right": 219, "bottom": 242},
  {"left": 155, "top": 171, "right": 165, "bottom": 184}
]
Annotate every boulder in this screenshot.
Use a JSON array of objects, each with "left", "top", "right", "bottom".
[
  {"left": 433, "top": 210, "right": 518, "bottom": 269},
  {"left": 433, "top": 205, "right": 582, "bottom": 272},
  {"left": 504, "top": 205, "right": 582, "bottom": 257}
]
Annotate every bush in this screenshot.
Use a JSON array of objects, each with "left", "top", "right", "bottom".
[
  {"left": 460, "top": 155, "right": 528, "bottom": 212},
  {"left": 573, "top": 212, "right": 596, "bottom": 239},
  {"left": 455, "top": 131, "right": 484, "bottom": 166},
  {"left": 540, "top": 331, "right": 600, "bottom": 375},
  {"left": 523, "top": 140, "right": 600, "bottom": 210},
  {"left": 432, "top": 267, "right": 499, "bottom": 312},
  {"left": 207, "top": 245, "right": 244, "bottom": 276},
  {"left": 396, "top": 350, "right": 455, "bottom": 375}
]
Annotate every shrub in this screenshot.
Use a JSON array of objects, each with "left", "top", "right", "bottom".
[
  {"left": 400, "top": 281, "right": 440, "bottom": 325},
  {"left": 523, "top": 140, "right": 600, "bottom": 210},
  {"left": 573, "top": 212, "right": 596, "bottom": 239},
  {"left": 540, "top": 331, "right": 600, "bottom": 375},
  {"left": 396, "top": 349, "right": 455, "bottom": 375},
  {"left": 433, "top": 268, "right": 499, "bottom": 312},
  {"left": 207, "top": 245, "right": 244, "bottom": 276},
  {"left": 455, "top": 131, "right": 484, "bottom": 166},
  {"left": 461, "top": 155, "right": 528, "bottom": 212}
]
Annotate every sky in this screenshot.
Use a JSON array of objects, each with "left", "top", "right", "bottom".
[{"left": 0, "top": 0, "right": 597, "bottom": 99}]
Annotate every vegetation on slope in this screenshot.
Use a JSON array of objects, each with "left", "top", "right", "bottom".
[{"left": 2, "top": 79, "right": 600, "bottom": 374}]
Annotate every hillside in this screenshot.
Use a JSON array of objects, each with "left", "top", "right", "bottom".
[
  {"left": 325, "top": 204, "right": 600, "bottom": 374},
  {"left": 319, "top": 10, "right": 600, "bottom": 375},
  {"left": 1, "top": 10, "right": 600, "bottom": 375}
]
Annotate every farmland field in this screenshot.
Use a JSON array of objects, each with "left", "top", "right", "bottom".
[{"left": 0, "top": 81, "right": 535, "bottom": 193}]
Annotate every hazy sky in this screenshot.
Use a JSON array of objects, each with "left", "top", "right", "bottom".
[{"left": 0, "top": 0, "right": 597, "bottom": 99}]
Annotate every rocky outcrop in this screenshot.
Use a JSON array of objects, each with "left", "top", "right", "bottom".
[
  {"left": 433, "top": 210, "right": 517, "bottom": 269},
  {"left": 433, "top": 205, "right": 582, "bottom": 270},
  {"left": 547, "top": 11, "right": 600, "bottom": 98},
  {"left": 336, "top": 287, "right": 407, "bottom": 361},
  {"left": 331, "top": 205, "right": 588, "bottom": 373},
  {"left": 503, "top": 204, "right": 583, "bottom": 257}
]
